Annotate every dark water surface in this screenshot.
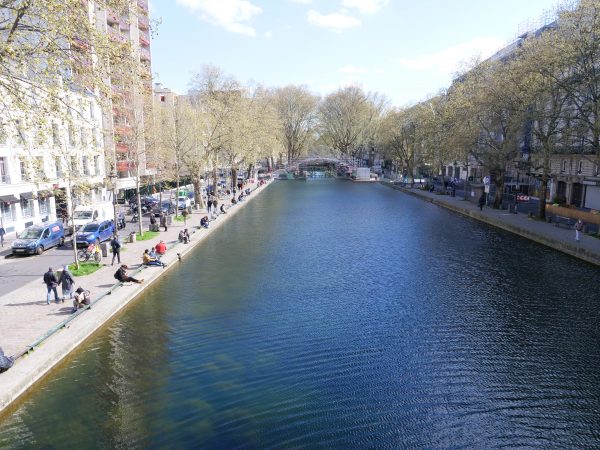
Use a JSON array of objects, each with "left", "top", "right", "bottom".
[{"left": 1, "top": 181, "right": 600, "bottom": 449}]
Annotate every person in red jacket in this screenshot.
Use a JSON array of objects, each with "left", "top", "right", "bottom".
[{"left": 155, "top": 240, "right": 167, "bottom": 255}]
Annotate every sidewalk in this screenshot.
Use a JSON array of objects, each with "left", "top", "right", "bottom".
[
  {"left": 382, "top": 181, "right": 600, "bottom": 267},
  {"left": 0, "top": 182, "right": 270, "bottom": 358}
]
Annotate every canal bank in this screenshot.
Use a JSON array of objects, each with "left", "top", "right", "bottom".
[
  {"left": 0, "top": 180, "right": 273, "bottom": 415},
  {"left": 381, "top": 181, "right": 600, "bottom": 267}
]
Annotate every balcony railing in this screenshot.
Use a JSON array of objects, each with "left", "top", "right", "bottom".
[
  {"left": 140, "top": 47, "right": 151, "bottom": 61},
  {"left": 138, "top": 15, "right": 149, "bottom": 30},
  {"left": 137, "top": 0, "right": 148, "bottom": 13},
  {"left": 116, "top": 143, "right": 130, "bottom": 154},
  {"left": 139, "top": 35, "right": 150, "bottom": 47},
  {"left": 108, "top": 26, "right": 128, "bottom": 44},
  {"left": 107, "top": 8, "right": 119, "bottom": 24}
]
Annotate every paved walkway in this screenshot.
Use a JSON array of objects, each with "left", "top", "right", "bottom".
[
  {"left": 0, "top": 184, "right": 267, "bottom": 358},
  {"left": 382, "top": 181, "right": 600, "bottom": 266}
]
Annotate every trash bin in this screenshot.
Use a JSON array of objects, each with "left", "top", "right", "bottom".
[
  {"left": 149, "top": 223, "right": 159, "bottom": 232},
  {"left": 100, "top": 242, "right": 108, "bottom": 257},
  {"left": 129, "top": 232, "right": 136, "bottom": 243}
]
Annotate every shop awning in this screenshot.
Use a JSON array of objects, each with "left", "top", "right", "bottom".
[
  {"left": 0, "top": 194, "right": 19, "bottom": 203},
  {"left": 20, "top": 192, "right": 35, "bottom": 200}
]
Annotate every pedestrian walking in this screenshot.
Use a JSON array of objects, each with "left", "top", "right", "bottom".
[
  {"left": 110, "top": 235, "right": 122, "bottom": 265},
  {"left": 58, "top": 265, "right": 74, "bottom": 302},
  {"left": 160, "top": 212, "right": 167, "bottom": 232},
  {"left": 207, "top": 198, "right": 213, "bottom": 216},
  {"left": 478, "top": 193, "right": 486, "bottom": 211},
  {"left": 575, "top": 219, "right": 584, "bottom": 242},
  {"left": 43, "top": 267, "right": 60, "bottom": 304},
  {"left": 213, "top": 198, "right": 219, "bottom": 217},
  {"left": 0, "top": 225, "right": 5, "bottom": 247}
]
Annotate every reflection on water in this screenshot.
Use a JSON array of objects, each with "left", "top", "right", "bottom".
[{"left": 1, "top": 181, "right": 600, "bottom": 449}]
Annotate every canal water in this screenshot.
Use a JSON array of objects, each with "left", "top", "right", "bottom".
[{"left": 1, "top": 181, "right": 600, "bottom": 448}]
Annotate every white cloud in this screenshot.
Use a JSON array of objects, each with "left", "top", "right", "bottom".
[
  {"left": 340, "top": 0, "right": 389, "bottom": 14},
  {"left": 398, "top": 37, "right": 504, "bottom": 74},
  {"left": 264, "top": 31, "right": 273, "bottom": 39},
  {"left": 307, "top": 9, "right": 361, "bottom": 32},
  {"left": 290, "top": 0, "right": 312, "bottom": 3},
  {"left": 176, "top": 0, "right": 262, "bottom": 36}
]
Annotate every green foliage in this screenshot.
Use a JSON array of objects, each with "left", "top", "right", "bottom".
[
  {"left": 69, "top": 262, "right": 102, "bottom": 277},
  {"left": 136, "top": 231, "right": 160, "bottom": 241}
]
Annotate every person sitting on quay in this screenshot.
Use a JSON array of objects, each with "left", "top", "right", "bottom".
[
  {"left": 149, "top": 246, "right": 159, "bottom": 260},
  {"left": 178, "top": 229, "right": 190, "bottom": 244},
  {"left": 238, "top": 193, "right": 244, "bottom": 202},
  {"left": 200, "top": 216, "right": 210, "bottom": 229},
  {"left": 0, "top": 347, "right": 14, "bottom": 373},
  {"left": 231, "top": 198, "right": 237, "bottom": 205},
  {"left": 245, "top": 188, "right": 251, "bottom": 195},
  {"left": 143, "top": 249, "right": 166, "bottom": 267},
  {"left": 155, "top": 240, "right": 167, "bottom": 255},
  {"left": 114, "top": 265, "right": 144, "bottom": 284},
  {"left": 220, "top": 204, "right": 227, "bottom": 214},
  {"left": 72, "top": 287, "right": 91, "bottom": 313}
]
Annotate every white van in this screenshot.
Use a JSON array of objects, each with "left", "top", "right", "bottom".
[{"left": 72, "top": 202, "right": 115, "bottom": 230}]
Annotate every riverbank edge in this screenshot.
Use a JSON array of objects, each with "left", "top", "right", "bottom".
[
  {"left": 381, "top": 181, "right": 600, "bottom": 267},
  {"left": 0, "top": 181, "right": 274, "bottom": 415}
]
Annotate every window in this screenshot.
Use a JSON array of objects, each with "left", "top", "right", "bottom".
[
  {"left": 52, "top": 123, "right": 60, "bottom": 146},
  {"left": 93, "top": 155, "right": 101, "bottom": 175},
  {"left": 82, "top": 156, "right": 90, "bottom": 175},
  {"left": 55, "top": 157, "right": 62, "bottom": 178},
  {"left": 81, "top": 127, "right": 87, "bottom": 146},
  {"left": 561, "top": 160, "right": 567, "bottom": 173},
  {"left": 0, "top": 157, "right": 7, "bottom": 183},
  {"left": 20, "top": 198, "right": 34, "bottom": 218},
  {"left": 68, "top": 124, "right": 75, "bottom": 147},
  {"left": 92, "top": 129, "right": 98, "bottom": 147},
  {"left": 578, "top": 160, "right": 583, "bottom": 174},
  {"left": 36, "top": 156, "right": 45, "bottom": 178},
  {"left": 89, "top": 101, "right": 95, "bottom": 119},
  {"left": 0, "top": 201, "right": 14, "bottom": 223},
  {"left": 160, "top": 95, "right": 165, "bottom": 102},
  {"left": 15, "top": 120, "right": 26, "bottom": 145},
  {"left": 0, "top": 123, "right": 6, "bottom": 145},
  {"left": 70, "top": 156, "right": 79, "bottom": 175},
  {"left": 38, "top": 197, "right": 50, "bottom": 215},
  {"left": 20, "top": 159, "right": 29, "bottom": 181}
]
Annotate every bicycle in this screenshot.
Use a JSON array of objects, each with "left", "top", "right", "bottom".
[{"left": 77, "top": 243, "right": 101, "bottom": 262}]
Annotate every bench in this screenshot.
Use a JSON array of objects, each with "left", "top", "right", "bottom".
[{"left": 553, "top": 215, "right": 574, "bottom": 229}]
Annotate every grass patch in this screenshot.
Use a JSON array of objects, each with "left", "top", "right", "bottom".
[
  {"left": 174, "top": 215, "right": 186, "bottom": 222},
  {"left": 69, "top": 262, "right": 102, "bottom": 277},
  {"left": 136, "top": 231, "right": 160, "bottom": 241}
]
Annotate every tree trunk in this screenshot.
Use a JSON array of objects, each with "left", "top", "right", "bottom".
[
  {"left": 136, "top": 176, "right": 143, "bottom": 236},
  {"left": 212, "top": 165, "right": 217, "bottom": 200},
  {"left": 493, "top": 175, "right": 503, "bottom": 209},
  {"left": 175, "top": 172, "right": 180, "bottom": 218},
  {"left": 231, "top": 167, "right": 237, "bottom": 199}
]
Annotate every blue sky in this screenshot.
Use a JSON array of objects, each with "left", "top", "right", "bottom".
[{"left": 149, "top": 0, "right": 560, "bottom": 106}]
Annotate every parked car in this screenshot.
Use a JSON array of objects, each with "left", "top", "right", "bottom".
[
  {"left": 178, "top": 196, "right": 191, "bottom": 210},
  {"left": 12, "top": 222, "right": 65, "bottom": 255},
  {"left": 75, "top": 220, "right": 115, "bottom": 248},
  {"left": 141, "top": 196, "right": 159, "bottom": 209},
  {"left": 153, "top": 201, "right": 176, "bottom": 217},
  {"left": 186, "top": 192, "right": 195, "bottom": 205}
]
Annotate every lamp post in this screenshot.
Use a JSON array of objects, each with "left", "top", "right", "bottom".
[{"left": 108, "top": 170, "right": 118, "bottom": 232}]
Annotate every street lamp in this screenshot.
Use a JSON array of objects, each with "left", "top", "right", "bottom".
[{"left": 108, "top": 170, "right": 118, "bottom": 230}]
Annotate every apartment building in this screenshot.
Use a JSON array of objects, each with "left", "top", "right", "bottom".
[
  {"left": 96, "top": 0, "right": 154, "bottom": 190},
  {"left": 0, "top": 95, "right": 107, "bottom": 234}
]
